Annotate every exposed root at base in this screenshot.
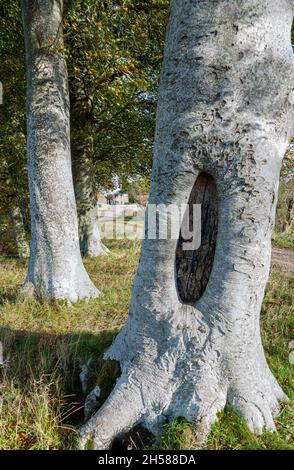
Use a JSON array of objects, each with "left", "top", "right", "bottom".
[{"left": 18, "top": 280, "right": 101, "bottom": 303}]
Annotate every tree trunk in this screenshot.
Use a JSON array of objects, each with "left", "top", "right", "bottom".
[
  {"left": 20, "top": 0, "right": 99, "bottom": 302},
  {"left": 285, "top": 197, "right": 293, "bottom": 231},
  {"left": 71, "top": 99, "right": 109, "bottom": 257},
  {"left": 10, "top": 202, "right": 29, "bottom": 260},
  {"left": 80, "top": 0, "right": 294, "bottom": 448}
]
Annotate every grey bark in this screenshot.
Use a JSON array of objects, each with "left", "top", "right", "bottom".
[
  {"left": 81, "top": 0, "right": 294, "bottom": 448},
  {"left": 20, "top": 0, "right": 99, "bottom": 301},
  {"left": 10, "top": 202, "right": 29, "bottom": 260},
  {"left": 71, "top": 100, "right": 109, "bottom": 257}
]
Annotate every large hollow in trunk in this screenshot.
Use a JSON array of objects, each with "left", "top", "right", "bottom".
[
  {"left": 80, "top": 0, "right": 294, "bottom": 449},
  {"left": 176, "top": 172, "right": 218, "bottom": 303},
  {"left": 20, "top": 0, "right": 99, "bottom": 302}
]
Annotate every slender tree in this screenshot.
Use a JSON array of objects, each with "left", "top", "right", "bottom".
[
  {"left": 71, "top": 93, "right": 109, "bottom": 257},
  {"left": 80, "top": 0, "right": 294, "bottom": 448},
  {"left": 65, "top": 0, "right": 168, "bottom": 189},
  {"left": 65, "top": 0, "right": 168, "bottom": 256},
  {"left": 20, "top": 0, "right": 99, "bottom": 301},
  {"left": 9, "top": 200, "right": 29, "bottom": 260}
]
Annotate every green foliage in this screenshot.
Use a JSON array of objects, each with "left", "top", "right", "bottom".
[
  {"left": 0, "top": 1, "right": 169, "bottom": 255},
  {"left": 207, "top": 408, "right": 294, "bottom": 450},
  {"left": 150, "top": 418, "right": 196, "bottom": 450},
  {"left": 0, "top": 0, "right": 29, "bottom": 255},
  {"left": 124, "top": 175, "right": 150, "bottom": 203}
]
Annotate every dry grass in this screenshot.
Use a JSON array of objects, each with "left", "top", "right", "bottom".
[{"left": 0, "top": 240, "right": 139, "bottom": 449}]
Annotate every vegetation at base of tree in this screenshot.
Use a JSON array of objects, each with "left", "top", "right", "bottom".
[
  {"left": 0, "top": 240, "right": 292, "bottom": 450},
  {"left": 152, "top": 270, "right": 294, "bottom": 450}
]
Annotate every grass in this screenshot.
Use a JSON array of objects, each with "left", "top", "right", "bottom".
[
  {"left": 0, "top": 239, "right": 293, "bottom": 450},
  {"left": 0, "top": 240, "right": 139, "bottom": 449}
]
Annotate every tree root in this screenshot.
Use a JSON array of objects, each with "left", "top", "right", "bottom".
[
  {"left": 19, "top": 277, "right": 100, "bottom": 303},
  {"left": 79, "top": 375, "right": 145, "bottom": 449},
  {"left": 79, "top": 355, "right": 286, "bottom": 449}
]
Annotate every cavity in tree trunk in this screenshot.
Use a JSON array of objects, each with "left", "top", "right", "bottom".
[
  {"left": 71, "top": 98, "right": 109, "bottom": 257},
  {"left": 20, "top": 0, "right": 99, "bottom": 301},
  {"left": 80, "top": 0, "right": 294, "bottom": 448},
  {"left": 10, "top": 202, "right": 29, "bottom": 260}
]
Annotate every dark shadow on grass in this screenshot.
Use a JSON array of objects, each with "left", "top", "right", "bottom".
[
  {"left": 0, "top": 326, "right": 153, "bottom": 449},
  {"left": 0, "top": 327, "right": 118, "bottom": 427}
]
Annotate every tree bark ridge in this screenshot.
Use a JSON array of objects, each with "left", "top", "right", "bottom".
[{"left": 21, "top": 0, "right": 99, "bottom": 301}]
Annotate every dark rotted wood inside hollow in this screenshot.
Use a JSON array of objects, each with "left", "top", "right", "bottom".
[{"left": 176, "top": 172, "right": 218, "bottom": 303}]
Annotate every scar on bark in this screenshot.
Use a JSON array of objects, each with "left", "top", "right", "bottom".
[{"left": 176, "top": 172, "right": 218, "bottom": 303}]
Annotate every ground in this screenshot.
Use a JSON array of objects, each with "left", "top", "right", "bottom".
[{"left": 0, "top": 239, "right": 293, "bottom": 450}]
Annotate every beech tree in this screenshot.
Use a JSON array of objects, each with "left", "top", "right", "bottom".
[
  {"left": 20, "top": 0, "right": 99, "bottom": 301},
  {"left": 65, "top": 0, "right": 168, "bottom": 255},
  {"left": 80, "top": 0, "right": 294, "bottom": 448}
]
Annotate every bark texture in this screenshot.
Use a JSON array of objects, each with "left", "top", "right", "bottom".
[
  {"left": 21, "top": 0, "right": 99, "bottom": 301},
  {"left": 80, "top": 0, "right": 294, "bottom": 448},
  {"left": 71, "top": 98, "right": 109, "bottom": 257}
]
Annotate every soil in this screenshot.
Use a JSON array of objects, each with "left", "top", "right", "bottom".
[{"left": 271, "top": 247, "right": 294, "bottom": 277}]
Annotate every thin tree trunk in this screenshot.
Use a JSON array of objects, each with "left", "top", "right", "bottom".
[
  {"left": 71, "top": 100, "right": 109, "bottom": 257},
  {"left": 80, "top": 0, "right": 294, "bottom": 448},
  {"left": 20, "top": 0, "right": 99, "bottom": 301},
  {"left": 10, "top": 202, "right": 29, "bottom": 260},
  {"left": 285, "top": 197, "right": 293, "bottom": 231}
]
